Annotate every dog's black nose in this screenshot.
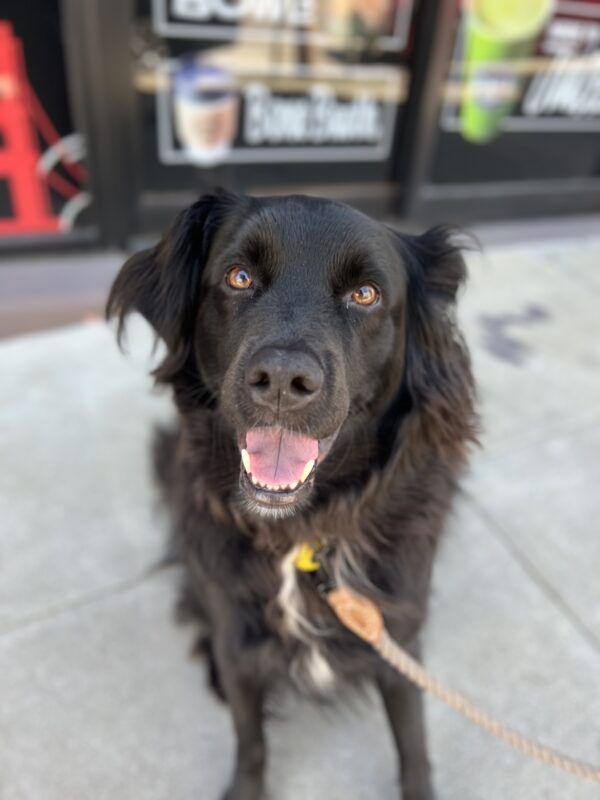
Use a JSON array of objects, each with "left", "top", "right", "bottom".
[{"left": 245, "top": 347, "right": 324, "bottom": 413}]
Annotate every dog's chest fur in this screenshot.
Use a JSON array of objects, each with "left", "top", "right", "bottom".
[{"left": 276, "top": 545, "right": 337, "bottom": 692}]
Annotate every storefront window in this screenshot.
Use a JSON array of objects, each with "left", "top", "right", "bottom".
[
  {"left": 432, "top": 0, "right": 600, "bottom": 183},
  {"left": 129, "top": 0, "right": 419, "bottom": 233}
]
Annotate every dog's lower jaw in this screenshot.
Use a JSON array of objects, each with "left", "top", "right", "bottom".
[
  {"left": 241, "top": 496, "right": 300, "bottom": 520},
  {"left": 238, "top": 464, "right": 316, "bottom": 516}
]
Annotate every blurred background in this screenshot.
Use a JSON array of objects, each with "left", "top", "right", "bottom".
[
  {"left": 1, "top": 2, "right": 599, "bottom": 799},
  {"left": 1, "top": 0, "right": 600, "bottom": 332}
]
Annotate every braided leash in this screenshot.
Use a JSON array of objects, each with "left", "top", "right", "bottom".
[{"left": 326, "top": 587, "right": 600, "bottom": 785}]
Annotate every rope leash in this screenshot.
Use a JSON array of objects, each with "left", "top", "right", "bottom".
[{"left": 326, "top": 587, "right": 600, "bottom": 785}]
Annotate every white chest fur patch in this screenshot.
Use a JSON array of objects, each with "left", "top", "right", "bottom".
[{"left": 277, "top": 546, "right": 336, "bottom": 693}]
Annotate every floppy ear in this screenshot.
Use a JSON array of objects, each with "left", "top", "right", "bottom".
[
  {"left": 106, "top": 191, "right": 238, "bottom": 391},
  {"left": 392, "top": 226, "right": 478, "bottom": 464}
]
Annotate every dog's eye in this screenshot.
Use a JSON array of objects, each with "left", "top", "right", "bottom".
[
  {"left": 226, "top": 266, "right": 253, "bottom": 290},
  {"left": 350, "top": 283, "right": 380, "bottom": 306}
]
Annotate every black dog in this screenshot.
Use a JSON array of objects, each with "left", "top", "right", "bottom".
[{"left": 107, "top": 191, "right": 476, "bottom": 800}]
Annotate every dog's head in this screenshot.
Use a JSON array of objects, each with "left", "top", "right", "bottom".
[{"left": 108, "top": 191, "right": 474, "bottom": 517}]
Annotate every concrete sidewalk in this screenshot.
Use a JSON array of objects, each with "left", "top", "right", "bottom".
[{"left": 1, "top": 235, "right": 599, "bottom": 800}]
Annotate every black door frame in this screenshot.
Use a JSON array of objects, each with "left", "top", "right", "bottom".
[{"left": 61, "top": 0, "right": 139, "bottom": 248}]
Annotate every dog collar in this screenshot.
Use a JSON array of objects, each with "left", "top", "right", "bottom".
[
  {"left": 294, "top": 540, "right": 335, "bottom": 593},
  {"left": 294, "top": 541, "right": 321, "bottom": 572}
]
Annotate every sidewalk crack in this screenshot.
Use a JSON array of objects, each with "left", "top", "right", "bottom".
[
  {"left": 465, "top": 493, "right": 600, "bottom": 657},
  {"left": 0, "top": 560, "right": 169, "bottom": 638}
]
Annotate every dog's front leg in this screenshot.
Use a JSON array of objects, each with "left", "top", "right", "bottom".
[
  {"left": 215, "top": 639, "right": 266, "bottom": 800},
  {"left": 377, "top": 637, "right": 434, "bottom": 800}
]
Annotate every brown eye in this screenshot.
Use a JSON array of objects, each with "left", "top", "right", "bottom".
[
  {"left": 351, "top": 283, "right": 380, "bottom": 306},
  {"left": 226, "top": 266, "right": 253, "bottom": 290}
]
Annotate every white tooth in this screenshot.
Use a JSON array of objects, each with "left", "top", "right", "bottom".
[
  {"left": 300, "top": 460, "right": 315, "bottom": 484},
  {"left": 241, "top": 449, "right": 251, "bottom": 473},
  {"left": 288, "top": 481, "right": 298, "bottom": 490}
]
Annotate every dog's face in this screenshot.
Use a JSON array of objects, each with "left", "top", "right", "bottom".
[
  {"left": 108, "top": 192, "right": 469, "bottom": 517},
  {"left": 196, "top": 195, "right": 409, "bottom": 514}
]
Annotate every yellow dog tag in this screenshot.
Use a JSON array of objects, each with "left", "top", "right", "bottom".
[{"left": 294, "top": 542, "right": 321, "bottom": 572}]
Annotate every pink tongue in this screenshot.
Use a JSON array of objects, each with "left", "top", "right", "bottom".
[{"left": 246, "top": 428, "right": 318, "bottom": 487}]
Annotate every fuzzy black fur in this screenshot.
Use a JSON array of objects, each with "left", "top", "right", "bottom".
[{"left": 107, "top": 192, "right": 477, "bottom": 800}]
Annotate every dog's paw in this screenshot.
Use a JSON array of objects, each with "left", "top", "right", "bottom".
[
  {"left": 400, "top": 762, "right": 435, "bottom": 800},
  {"left": 220, "top": 775, "right": 265, "bottom": 800},
  {"left": 401, "top": 785, "right": 435, "bottom": 800},
  {"left": 221, "top": 789, "right": 265, "bottom": 800}
]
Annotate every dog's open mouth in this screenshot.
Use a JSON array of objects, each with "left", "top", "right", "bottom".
[{"left": 239, "top": 427, "right": 325, "bottom": 509}]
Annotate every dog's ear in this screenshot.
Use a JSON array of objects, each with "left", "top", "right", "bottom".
[
  {"left": 389, "top": 226, "right": 477, "bottom": 463},
  {"left": 107, "top": 191, "right": 237, "bottom": 347},
  {"left": 399, "top": 225, "right": 469, "bottom": 305},
  {"left": 107, "top": 190, "right": 240, "bottom": 389}
]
